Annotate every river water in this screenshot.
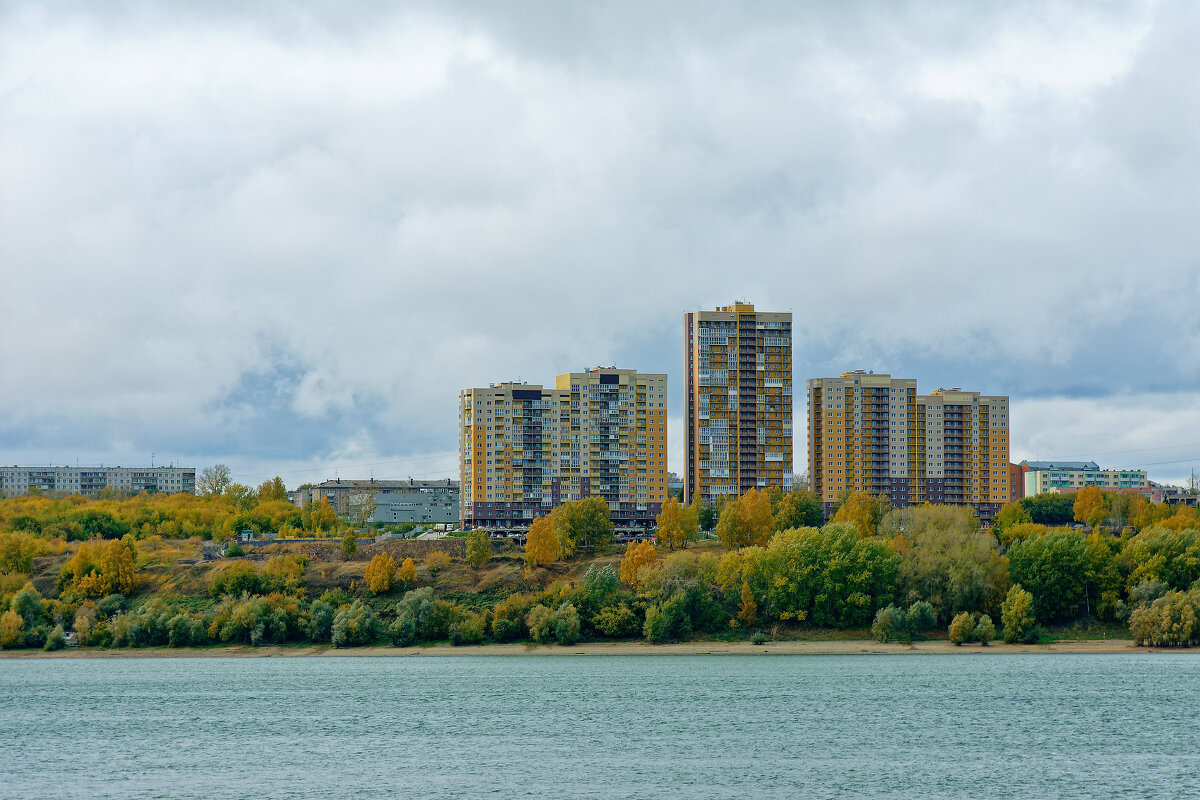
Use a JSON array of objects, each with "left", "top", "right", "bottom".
[{"left": 2, "top": 653, "right": 1198, "bottom": 799}]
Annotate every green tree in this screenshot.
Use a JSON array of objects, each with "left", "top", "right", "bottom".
[
  {"left": 1001, "top": 584, "right": 1037, "bottom": 643},
  {"left": 1018, "top": 493, "right": 1075, "bottom": 525},
  {"left": 993, "top": 502, "right": 1032, "bottom": 537},
  {"left": 975, "top": 614, "right": 995, "bottom": 645},
  {"left": 331, "top": 600, "right": 380, "bottom": 647},
  {"left": 871, "top": 605, "right": 904, "bottom": 643},
  {"left": 1007, "top": 528, "right": 1088, "bottom": 622},
  {"left": 465, "top": 530, "right": 492, "bottom": 568},
  {"left": 554, "top": 603, "right": 581, "bottom": 645},
  {"left": 772, "top": 489, "right": 825, "bottom": 531},
  {"left": 341, "top": 529, "right": 358, "bottom": 558},
  {"left": 697, "top": 503, "right": 716, "bottom": 532},
  {"left": 552, "top": 496, "right": 614, "bottom": 556}
]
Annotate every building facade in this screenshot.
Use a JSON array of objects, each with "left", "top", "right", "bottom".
[
  {"left": 683, "top": 302, "right": 792, "bottom": 505},
  {"left": 292, "top": 479, "right": 459, "bottom": 525},
  {"left": 1019, "top": 461, "right": 1148, "bottom": 496},
  {"left": 0, "top": 465, "right": 196, "bottom": 497},
  {"left": 807, "top": 371, "right": 1011, "bottom": 521},
  {"left": 459, "top": 367, "right": 668, "bottom": 528}
]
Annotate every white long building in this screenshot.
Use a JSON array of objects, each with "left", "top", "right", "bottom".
[{"left": 0, "top": 465, "right": 196, "bottom": 497}]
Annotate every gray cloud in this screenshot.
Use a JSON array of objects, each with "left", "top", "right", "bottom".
[{"left": 2, "top": 1, "right": 1199, "bottom": 486}]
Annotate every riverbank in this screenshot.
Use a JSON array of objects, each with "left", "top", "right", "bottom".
[{"left": 0, "top": 638, "right": 1163, "bottom": 658}]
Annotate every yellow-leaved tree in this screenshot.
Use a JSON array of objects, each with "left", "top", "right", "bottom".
[
  {"left": 397, "top": 557, "right": 417, "bottom": 586},
  {"left": 738, "top": 580, "right": 757, "bottom": 627},
  {"left": 655, "top": 497, "right": 685, "bottom": 551},
  {"left": 365, "top": 553, "right": 396, "bottom": 594},
  {"left": 524, "top": 515, "right": 558, "bottom": 568},
  {"left": 740, "top": 488, "right": 774, "bottom": 547},
  {"left": 619, "top": 540, "right": 657, "bottom": 585}
]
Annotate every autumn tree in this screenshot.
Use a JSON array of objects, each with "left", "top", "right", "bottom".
[
  {"left": 738, "top": 580, "right": 757, "bottom": 627},
  {"left": 310, "top": 498, "right": 337, "bottom": 532},
  {"left": 829, "top": 491, "right": 889, "bottom": 535},
  {"left": 0, "top": 610, "right": 23, "bottom": 649},
  {"left": 524, "top": 515, "right": 558, "bottom": 568},
  {"left": 552, "top": 497, "right": 614, "bottom": 556},
  {"left": 948, "top": 612, "right": 975, "bottom": 645},
  {"left": 256, "top": 477, "right": 288, "bottom": 503},
  {"left": 1073, "top": 486, "right": 1109, "bottom": 528},
  {"left": 655, "top": 497, "right": 685, "bottom": 551},
  {"left": 1001, "top": 584, "right": 1037, "bottom": 643},
  {"left": 681, "top": 499, "right": 700, "bottom": 547},
  {"left": 365, "top": 553, "right": 397, "bottom": 594},
  {"left": 465, "top": 530, "right": 492, "bottom": 568},
  {"left": 715, "top": 501, "right": 745, "bottom": 550},
  {"left": 975, "top": 614, "right": 995, "bottom": 645},
  {"left": 397, "top": 557, "right": 417, "bottom": 586},
  {"left": 993, "top": 502, "right": 1032, "bottom": 536},
  {"left": 740, "top": 488, "right": 773, "bottom": 547},
  {"left": 620, "top": 540, "right": 658, "bottom": 585},
  {"left": 198, "top": 464, "right": 232, "bottom": 497}
]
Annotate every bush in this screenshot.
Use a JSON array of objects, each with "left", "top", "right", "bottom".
[
  {"left": 395, "top": 587, "right": 437, "bottom": 641},
  {"left": 210, "top": 561, "right": 260, "bottom": 598},
  {"left": 96, "top": 594, "right": 127, "bottom": 619},
  {"left": 224, "top": 543, "right": 245, "bottom": 557},
  {"left": 905, "top": 601, "right": 937, "bottom": 639},
  {"left": 341, "top": 530, "right": 358, "bottom": 558},
  {"left": 526, "top": 604, "right": 557, "bottom": 644},
  {"left": 975, "top": 614, "right": 995, "bottom": 646},
  {"left": 750, "top": 630, "right": 767, "bottom": 645},
  {"left": 871, "top": 605, "right": 904, "bottom": 643},
  {"left": 1001, "top": 584, "right": 1037, "bottom": 644},
  {"left": 554, "top": 603, "right": 581, "bottom": 645},
  {"left": 593, "top": 603, "right": 639, "bottom": 638},
  {"left": 305, "top": 601, "right": 335, "bottom": 643},
  {"left": 425, "top": 551, "right": 452, "bottom": 575},
  {"left": 948, "top": 612, "right": 975, "bottom": 645},
  {"left": 491, "top": 594, "right": 530, "bottom": 642},
  {"left": 1129, "top": 590, "right": 1200, "bottom": 647},
  {"left": 450, "top": 612, "right": 487, "bottom": 646},
  {"left": 44, "top": 624, "right": 66, "bottom": 651},
  {"left": 389, "top": 612, "right": 417, "bottom": 647},
  {"left": 643, "top": 592, "right": 691, "bottom": 643},
  {"left": 331, "top": 601, "right": 379, "bottom": 647}
]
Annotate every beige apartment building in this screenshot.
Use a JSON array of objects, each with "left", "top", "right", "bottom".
[
  {"left": 684, "top": 302, "right": 792, "bottom": 505},
  {"left": 459, "top": 367, "right": 667, "bottom": 528},
  {"left": 807, "top": 371, "right": 1010, "bottom": 522}
]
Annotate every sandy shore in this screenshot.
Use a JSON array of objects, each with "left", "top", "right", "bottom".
[{"left": 1, "top": 638, "right": 1170, "bottom": 659}]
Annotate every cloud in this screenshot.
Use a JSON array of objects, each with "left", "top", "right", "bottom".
[{"left": 2, "top": 1, "right": 1199, "bottom": 487}]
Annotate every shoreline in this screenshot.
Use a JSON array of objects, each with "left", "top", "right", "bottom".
[{"left": 0, "top": 638, "right": 1170, "bottom": 659}]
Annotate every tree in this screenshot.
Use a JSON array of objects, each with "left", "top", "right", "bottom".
[
  {"left": 975, "top": 614, "right": 995, "bottom": 645},
  {"left": 365, "top": 553, "right": 397, "bottom": 594},
  {"left": 948, "top": 612, "right": 975, "bottom": 645},
  {"left": 1073, "top": 486, "right": 1109, "bottom": 528},
  {"left": 311, "top": 498, "right": 337, "bottom": 532},
  {"left": 1019, "top": 493, "right": 1075, "bottom": 525},
  {"left": 715, "top": 502, "right": 746, "bottom": 550},
  {"left": 554, "top": 603, "right": 581, "bottom": 645},
  {"left": 350, "top": 490, "right": 378, "bottom": 530},
  {"left": 198, "top": 464, "right": 232, "bottom": 497},
  {"left": 993, "top": 502, "right": 1032, "bottom": 536},
  {"left": 871, "top": 605, "right": 904, "bottom": 643},
  {"left": 772, "top": 490, "right": 824, "bottom": 531},
  {"left": 740, "top": 489, "right": 774, "bottom": 546},
  {"left": 331, "top": 601, "right": 380, "bottom": 647},
  {"left": 465, "top": 530, "right": 492, "bottom": 568},
  {"left": 0, "top": 610, "right": 23, "bottom": 648},
  {"left": 524, "top": 515, "right": 558, "bottom": 568},
  {"left": 256, "top": 477, "right": 288, "bottom": 503},
  {"left": 738, "top": 580, "right": 757, "bottom": 627},
  {"left": 1006, "top": 529, "right": 1088, "bottom": 622},
  {"left": 697, "top": 503, "right": 716, "bottom": 532},
  {"left": 97, "top": 539, "right": 136, "bottom": 596},
  {"left": 397, "top": 557, "right": 417, "bottom": 586},
  {"left": 1001, "top": 584, "right": 1037, "bottom": 643},
  {"left": 341, "top": 529, "right": 358, "bottom": 558},
  {"left": 681, "top": 499, "right": 700, "bottom": 546},
  {"left": 655, "top": 497, "right": 685, "bottom": 551},
  {"left": 829, "top": 491, "right": 889, "bottom": 535},
  {"left": 620, "top": 540, "right": 658, "bottom": 585},
  {"left": 553, "top": 496, "right": 614, "bottom": 555}
]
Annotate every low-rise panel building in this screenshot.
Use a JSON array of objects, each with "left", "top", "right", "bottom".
[
  {"left": 293, "top": 479, "right": 459, "bottom": 525},
  {"left": 0, "top": 465, "right": 196, "bottom": 496},
  {"left": 1020, "top": 461, "right": 1148, "bottom": 496}
]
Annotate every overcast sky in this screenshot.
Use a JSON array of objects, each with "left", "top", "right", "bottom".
[{"left": 2, "top": 1, "right": 1199, "bottom": 489}]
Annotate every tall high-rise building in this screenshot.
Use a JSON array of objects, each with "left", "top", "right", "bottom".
[
  {"left": 684, "top": 302, "right": 792, "bottom": 505},
  {"left": 459, "top": 367, "right": 668, "bottom": 528},
  {"left": 807, "top": 371, "right": 1010, "bottom": 521}
]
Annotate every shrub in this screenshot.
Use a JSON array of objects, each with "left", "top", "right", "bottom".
[
  {"left": 389, "top": 612, "right": 417, "bottom": 647},
  {"left": 450, "top": 612, "right": 487, "bottom": 645},
  {"left": 365, "top": 553, "right": 397, "bottom": 595},
  {"left": 210, "top": 561, "right": 260, "bottom": 598},
  {"left": 593, "top": 603, "right": 639, "bottom": 638},
  {"left": 750, "top": 630, "right": 767, "bottom": 645},
  {"left": 643, "top": 592, "right": 691, "bottom": 643},
  {"left": 397, "top": 557, "right": 417, "bottom": 586},
  {"left": 395, "top": 587, "right": 438, "bottom": 641},
  {"left": 1129, "top": 590, "right": 1200, "bottom": 647},
  {"left": 948, "top": 612, "right": 975, "bottom": 645},
  {"left": 554, "top": 603, "right": 581, "bottom": 645},
  {"left": 526, "top": 604, "right": 557, "bottom": 644},
  {"left": 905, "top": 601, "right": 937, "bottom": 639},
  {"left": 224, "top": 543, "right": 245, "bottom": 557},
  {"left": 331, "top": 601, "right": 379, "bottom": 647},
  {"left": 491, "top": 594, "right": 530, "bottom": 642},
  {"left": 871, "top": 605, "right": 904, "bottom": 643},
  {"left": 1001, "top": 584, "right": 1037, "bottom": 644},
  {"left": 97, "top": 594, "right": 126, "bottom": 619},
  {"left": 305, "top": 601, "right": 335, "bottom": 643},
  {"left": 44, "top": 624, "right": 66, "bottom": 651},
  {"left": 261, "top": 554, "right": 309, "bottom": 594},
  {"left": 975, "top": 615, "right": 995, "bottom": 646},
  {"left": 425, "top": 551, "right": 452, "bottom": 575},
  {"left": 581, "top": 564, "right": 620, "bottom": 604},
  {"left": 341, "top": 530, "right": 358, "bottom": 558}
]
